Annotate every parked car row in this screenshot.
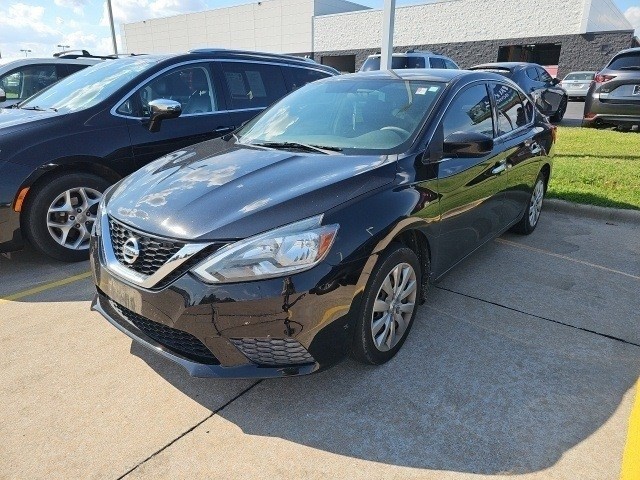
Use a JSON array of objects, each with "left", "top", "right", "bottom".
[{"left": 0, "top": 49, "right": 338, "bottom": 260}]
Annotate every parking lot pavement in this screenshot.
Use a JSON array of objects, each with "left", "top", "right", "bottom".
[
  {"left": 560, "top": 101, "right": 584, "bottom": 127},
  {"left": 1, "top": 209, "right": 638, "bottom": 479}
]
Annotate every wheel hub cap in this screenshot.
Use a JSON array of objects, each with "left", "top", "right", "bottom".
[
  {"left": 46, "top": 187, "right": 102, "bottom": 251},
  {"left": 370, "top": 262, "right": 418, "bottom": 352}
]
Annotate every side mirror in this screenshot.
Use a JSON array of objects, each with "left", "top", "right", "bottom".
[
  {"left": 147, "top": 99, "right": 182, "bottom": 133},
  {"left": 551, "top": 77, "right": 561, "bottom": 86},
  {"left": 443, "top": 132, "right": 493, "bottom": 158},
  {"left": 0, "top": 88, "right": 6, "bottom": 103}
]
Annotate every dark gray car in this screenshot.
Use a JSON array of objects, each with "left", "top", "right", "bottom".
[{"left": 583, "top": 47, "right": 640, "bottom": 130}]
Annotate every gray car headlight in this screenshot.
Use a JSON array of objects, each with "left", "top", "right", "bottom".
[{"left": 192, "top": 215, "right": 339, "bottom": 284}]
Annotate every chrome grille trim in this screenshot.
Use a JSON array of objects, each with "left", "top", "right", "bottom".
[{"left": 100, "top": 209, "right": 211, "bottom": 289}]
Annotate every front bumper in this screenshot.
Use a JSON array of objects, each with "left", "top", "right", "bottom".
[
  {"left": 90, "top": 237, "right": 368, "bottom": 378},
  {"left": 0, "top": 203, "right": 23, "bottom": 253}
]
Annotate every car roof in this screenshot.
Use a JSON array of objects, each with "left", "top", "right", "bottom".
[
  {"left": 186, "top": 49, "right": 338, "bottom": 73},
  {"left": 613, "top": 47, "right": 640, "bottom": 56},
  {"left": 470, "top": 62, "right": 545, "bottom": 71},
  {"left": 334, "top": 68, "right": 511, "bottom": 84},
  {"left": 0, "top": 57, "right": 102, "bottom": 73}
]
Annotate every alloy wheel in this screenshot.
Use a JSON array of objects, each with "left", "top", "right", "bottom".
[
  {"left": 46, "top": 187, "right": 102, "bottom": 250},
  {"left": 371, "top": 262, "right": 417, "bottom": 352},
  {"left": 528, "top": 179, "right": 544, "bottom": 227}
]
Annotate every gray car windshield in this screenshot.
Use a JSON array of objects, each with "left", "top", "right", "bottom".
[
  {"left": 19, "top": 57, "right": 160, "bottom": 113},
  {"left": 238, "top": 78, "right": 444, "bottom": 153}
]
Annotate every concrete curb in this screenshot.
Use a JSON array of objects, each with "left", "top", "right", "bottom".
[{"left": 545, "top": 199, "right": 640, "bottom": 225}]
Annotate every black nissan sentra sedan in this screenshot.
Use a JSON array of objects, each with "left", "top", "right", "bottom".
[{"left": 91, "top": 69, "right": 555, "bottom": 378}]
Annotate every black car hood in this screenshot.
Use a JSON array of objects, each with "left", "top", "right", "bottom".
[
  {"left": 0, "top": 107, "right": 60, "bottom": 131},
  {"left": 107, "top": 140, "right": 396, "bottom": 240}
]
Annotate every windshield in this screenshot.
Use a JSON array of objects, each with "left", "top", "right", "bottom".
[
  {"left": 608, "top": 53, "right": 640, "bottom": 70},
  {"left": 564, "top": 72, "right": 595, "bottom": 81},
  {"left": 237, "top": 78, "right": 444, "bottom": 153},
  {"left": 361, "top": 56, "right": 426, "bottom": 71},
  {"left": 20, "top": 57, "right": 160, "bottom": 112}
]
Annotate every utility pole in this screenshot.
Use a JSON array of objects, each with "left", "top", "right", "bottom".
[
  {"left": 57, "top": 44, "right": 70, "bottom": 52},
  {"left": 20, "top": 49, "right": 32, "bottom": 57},
  {"left": 106, "top": 0, "right": 118, "bottom": 55},
  {"left": 380, "top": 0, "right": 396, "bottom": 70}
]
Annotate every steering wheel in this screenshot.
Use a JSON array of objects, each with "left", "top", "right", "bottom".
[{"left": 380, "top": 126, "right": 410, "bottom": 137}]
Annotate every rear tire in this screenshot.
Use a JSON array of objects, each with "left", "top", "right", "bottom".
[
  {"left": 351, "top": 244, "right": 423, "bottom": 365},
  {"left": 24, "top": 173, "right": 110, "bottom": 262},
  {"left": 549, "top": 96, "right": 567, "bottom": 123},
  {"left": 511, "top": 172, "right": 546, "bottom": 235}
]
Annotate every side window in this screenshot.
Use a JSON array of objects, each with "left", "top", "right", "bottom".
[
  {"left": 64, "top": 64, "right": 90, "bottom": 75},
  {"left": 284, "top": 67, "right": 330, "bottom": 91},
  {"left": 444, "top": 59, "right": 458, "bottom": 70},
  {"left": 117, "top": 65, "right": 216, "bottom": 117},
  {"left": 0, "top": 65, "right": 59, "bottom": 101},
  {"left": 517, "top": 91, "right": 535, "bottom": 124},
  {"left": 537, "top": 67, "right": 553, "bottom": 84},
  {"left": 526, "top": 68, "right": 539, "bottom": 81},
  {"left": 442, "top": 84, "right": 494, "bottom": 139},
  {"left": 493, "top": 84, "right": 527, "bottom": 135},
  {"left": 219, "top": 62, "right": 287, "bottom": 110},
  {"left": 429, "top": 57, "right": 446, "bottom": 69}
]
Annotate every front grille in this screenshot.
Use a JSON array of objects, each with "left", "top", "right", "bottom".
[
  {"left": 109, "top": 217, "right": 185, "bottom": 276},
  {"left": 112, "top": 302, "right": 218, "bottom": 364},
  {"left": 231, "top": 338, "right": 315, "bottom": 367}
]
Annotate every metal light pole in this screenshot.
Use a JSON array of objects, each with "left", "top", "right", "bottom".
[
  {"left": 20, "top": 49, "right": 32, "bottom": 57},
  {"left": 380, "top": 0, "right": 396, "bottom": 70},
  {"left": 106, "top": 0, "right": 118, "bottom": 55},
  {"left": 57, "top": 44, "right": 70, "bottom": 52}
]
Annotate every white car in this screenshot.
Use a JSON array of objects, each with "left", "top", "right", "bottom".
[
  {"left": 360, "top": 50, "right": 459, "bottom": 71},
  {"left": 0, "top": 51, "right": 104, "bottom": 108},
  {"left": 559, "top": 71, "right": 596, "bottom": 100}
]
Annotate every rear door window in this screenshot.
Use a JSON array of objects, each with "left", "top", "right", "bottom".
[
  {"left": 219, "top": 62, "right": 287, "bottom": 110},
  {"left": 444, "top": 59, "right": 459, "bottom": 69},
  {"left": 429, "top": 57, "right": 446, "bottom": 69},
  {"left": 526, "top": 68, "right": 539, "bottom": 81},
  {"left": 283, "top": 67, "right": 331, "bottom": 91}
]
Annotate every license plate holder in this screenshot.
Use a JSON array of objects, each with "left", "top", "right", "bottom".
[{"left": 104, "top": 276, "right": 143, "bottom": 314}]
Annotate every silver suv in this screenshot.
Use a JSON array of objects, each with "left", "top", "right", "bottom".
[
  {"left": 0, "top": 50, "right": 105, "bottom": 108},
  {"left": 360, "top": 50, "right": 459, "bottom": 71}
]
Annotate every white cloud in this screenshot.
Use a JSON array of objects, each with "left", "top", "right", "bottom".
[
  {"left": 100, "top": 0, "right": 206, "bottom": 26},
  {"left": 54, "top": 0, "right": 88, "bottom": 16},
  {"left": 624, "top": 7, "right": 640, "bottom": 37}
]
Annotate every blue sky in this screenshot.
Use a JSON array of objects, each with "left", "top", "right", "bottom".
[{"left": 1, "top": 0, "right": 638, "bottom": 61}]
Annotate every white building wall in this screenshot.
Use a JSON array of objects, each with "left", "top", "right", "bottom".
[
  {"left": 583, "top": 0, "right": 633, "bottom": 32},
  {"left": 313, "top": 0, "right": 632, "bottom": 52},
  {"left": 122, "top": 0, "right": 316, "bottom": 54},
  {"left": 122, "top": 0, "right": 369, "bottom": 54}
]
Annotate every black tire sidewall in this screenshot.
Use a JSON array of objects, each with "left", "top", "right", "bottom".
[
  {"left": 352, "top": 244, "right": 422, "bottom": 365},
  {"left": 24, "top": 173, "right": 110, "bottom": 262}
]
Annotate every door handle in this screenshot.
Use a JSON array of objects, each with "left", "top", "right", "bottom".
[
  {"left": 214, "top": 126, "right": 234, "bottom": 133},
  {"left": 491, "top": 161, "right": 507, "bottom": 175}
]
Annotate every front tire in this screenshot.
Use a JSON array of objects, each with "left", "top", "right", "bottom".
[
  {"left": 351, "top": 244, "right": 422, "bottom": 365},
  {"left": 511, "top": 172, "right": 545, "bottom": 235},
  {"left": 24, "top": 173, "right": 110, "bottom": 262}
]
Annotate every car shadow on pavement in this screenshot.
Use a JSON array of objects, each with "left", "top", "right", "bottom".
[
  {"left": 131, "top": 287, "right": 640, "bottom": 475},
  {"left": 0, "top": 246, "right": 93, "bottom": 302}
]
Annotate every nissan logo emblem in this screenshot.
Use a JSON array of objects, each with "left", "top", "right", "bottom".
[{"left": 122, "top": 237, "right": 140, "bottom": 265}]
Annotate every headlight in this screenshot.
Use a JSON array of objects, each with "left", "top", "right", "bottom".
[{"left": 192, "top": 215, "right": 339, "bottom": 283}]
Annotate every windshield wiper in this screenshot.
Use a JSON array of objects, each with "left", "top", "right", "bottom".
[
  {"left": 250, "top": 141, "right": 342, "bottom": 154},
  {"left": 20, "top": 105, "right": 58, "bottom": 112},
  {"left": 618, "top": 66, "right": 640, "bottom": 70}
]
